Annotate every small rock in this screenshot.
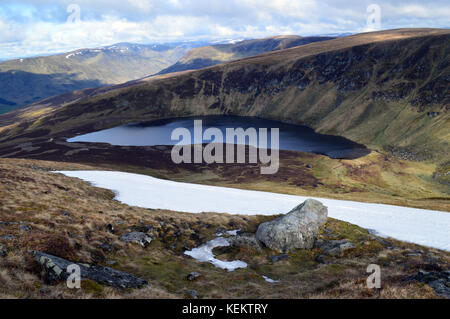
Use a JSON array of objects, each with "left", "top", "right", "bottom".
[
  {"left": 185, "top": 290, "right": 198, "bottom": 299},
  {"left": 325, "top": 247, "right": 341, "bottom": 256},
  {"left": 0, "top": 235, "right": 15, "bottom": 241},
  {"left": 228, "top": 233, "right": 262, "bottom": 251},
  {"left": 98, "top": 243, "right": 113, "bottom": 252},
  {"left": 67, "top": 232, "right": 77, "bottom": 239},
  {"left": 19, "top": 224, "right": 32, "bottom": 232},
  {"left": 316, "top": 239, "right": 355, "bottom": 256},
  {"left": 339, "top": 242, "right": 356, "bottom": 252},
  {"left": 39, "top": 287, "right": 50, "bottom": 294},
  {"left": 315, "top": 255, "right": 330, "bottom": 264},
  {"left": 0, "top": 245, "right": 7, "bottom": 257},
  {"left": 215, "top": 227, "right": 227, "bottom": 235},
  {"left": 105, "top": 224, "right": 114, "bottom": 234},
  {"left": 270, "top": 254, "right": 290, "bottom": 263},
  {"left": 61, "top": 211, "right": 70, "bottom": 216},
  {"left": 186, "top": 272, "right": 201, "bottom": 281},
  {"left": 120, "top": 232, "right": 152, "bottom": 248}
]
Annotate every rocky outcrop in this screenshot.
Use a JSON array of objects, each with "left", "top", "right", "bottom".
[
  {"left": 31, "top": 250, "right": 147, "bottom": 289},
  {"left": 119, "top": 232, "right": 152, "bottom": 247},
  {"left": 256, "top": 199, "right": 328, "bottom": 253},
  {"left": 406, "top": 269, "right": 450, "bottom": 298}
]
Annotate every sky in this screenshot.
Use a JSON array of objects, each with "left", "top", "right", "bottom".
[{"left": 0, "top": 0, "right": 449, "bottom": 60}]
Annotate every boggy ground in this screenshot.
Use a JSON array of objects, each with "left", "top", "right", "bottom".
[{"left": 0, "top": 158, "right": 448, "bottom": 299}]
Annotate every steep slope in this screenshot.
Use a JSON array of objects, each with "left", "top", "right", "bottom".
[
  {"left": 157, "top": 35, "right": 334, "bottom": 75},
  {"left": 0, "top": 42, "right": 203, "bottom": 113},
  {"left": 0, "top": 29, "right": 448, "bottom": 165}
]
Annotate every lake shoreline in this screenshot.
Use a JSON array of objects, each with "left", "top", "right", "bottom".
[{"left": 68, "top": 115, "right": 371, "bottom": 160}]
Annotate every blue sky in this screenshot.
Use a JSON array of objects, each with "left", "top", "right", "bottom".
[{"left": 0, "top": 0, "right": 449, "bottom": 60}]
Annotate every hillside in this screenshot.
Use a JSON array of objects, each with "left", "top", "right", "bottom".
[
  {"left": 0, "top": 42, "right": 203, "bottom": 113},
  {"left": 0, "top": 158, "right": 448, "bottom": 299},
  {"left": 0, "top": 29, "right": 448, "bottom": 168},
  {"left": 157, "top": 35, "right": 335, "bottom": 75}
]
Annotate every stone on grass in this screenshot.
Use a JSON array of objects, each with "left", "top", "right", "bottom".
[
  {"left": 186, "top": 272, "right": 201, "bottom": 281},
  {"left": 270, "top": 254, "right": 290, "bottom": 263},
  {"left": 31, "top": 250, "right": 147, "bottom": 289},
  {"left": 120, "top": 232, "right": 152, "bottom": 247},
  {"left": 0, "top": 245, "right": 7, "bottom": 257},
  {"left": 406, "top": 269, "right": 450, "bottom": 298},
  {"left": 315, "top": 239, "right": 355, "bottom": 256},
  {"left": 256, "top": 199, "right": 328, "bottom": 253}
]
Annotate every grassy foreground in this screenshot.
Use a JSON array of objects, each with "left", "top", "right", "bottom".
[{"left": 0, "top": 158, "right": 448, "bottom": 299}]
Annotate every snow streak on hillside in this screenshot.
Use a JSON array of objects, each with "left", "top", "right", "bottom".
[{"left": 57, "top": 171, "right": 450, "bottom": 251}]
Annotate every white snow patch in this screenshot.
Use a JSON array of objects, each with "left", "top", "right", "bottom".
[
  {"left": 262, "top": 275, "right": 279, "bottom": 283},
  {"left": 55, "top": 171, "right": 450, "bottom": 251},
  {"left": 215, "top": 228, "right": 240, "bottom": 237},
  {"left": 65, "top": 51, "right": 83, "bottom": 59},
  {"left": 226, "top": 229, "right": 240, "bottom": 236},
  {"left": 184, "top": 237, "right": 247, "bottom": 271}
]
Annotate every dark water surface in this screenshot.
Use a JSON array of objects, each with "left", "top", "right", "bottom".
[{"left": 68, "top": 115, "right": 370, "bottom": 159}]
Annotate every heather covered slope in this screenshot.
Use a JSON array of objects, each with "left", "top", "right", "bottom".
[
  {"left": 0, "top": 158, "right": 448, "bottom": 299},
  {"left": 0, "top": 29, "right": 448, "bottom": 165}
]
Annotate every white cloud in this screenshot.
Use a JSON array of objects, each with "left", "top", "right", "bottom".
[{"left": 0, "top": 0, "right": 448, "bottom": 60}]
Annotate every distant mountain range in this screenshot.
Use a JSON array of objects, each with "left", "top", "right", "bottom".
[
  {"left": 0, "top": 42, "right": 207, "bottom": 113},
  {"left": 157, "top": 35, "right": 335, "bottom": 75},
  {"left": 0, "top": 36, "right": 336, "bottom": 114}
]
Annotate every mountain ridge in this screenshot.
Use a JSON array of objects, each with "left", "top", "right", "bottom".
[
  {"left": 0, "top": 29, "right": 448, "bottom": 166},
  {"left": 156, "top": 35, "right": 335, "bottom": 75},
  {"left": 0, "top": 42, "right": 208, "bottom": 113}
]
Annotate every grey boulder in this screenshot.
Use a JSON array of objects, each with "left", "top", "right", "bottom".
[
  {"left": 31, "top": 250, "right": 147, "bottom": 289},
  {"left": 256, "top": 199, "right": 328, "bottom": 253}
]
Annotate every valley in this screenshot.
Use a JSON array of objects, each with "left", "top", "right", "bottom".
[
  {"left": 0, "top": 28, "right": 449, "bottom": 300},
  {"left": 0, "top": 29, "right": 448, "bottom": 166}
]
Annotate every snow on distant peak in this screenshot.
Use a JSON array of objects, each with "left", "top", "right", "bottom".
[{"left": 65, "top": 51, "right": 83, "bottom": 59}]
